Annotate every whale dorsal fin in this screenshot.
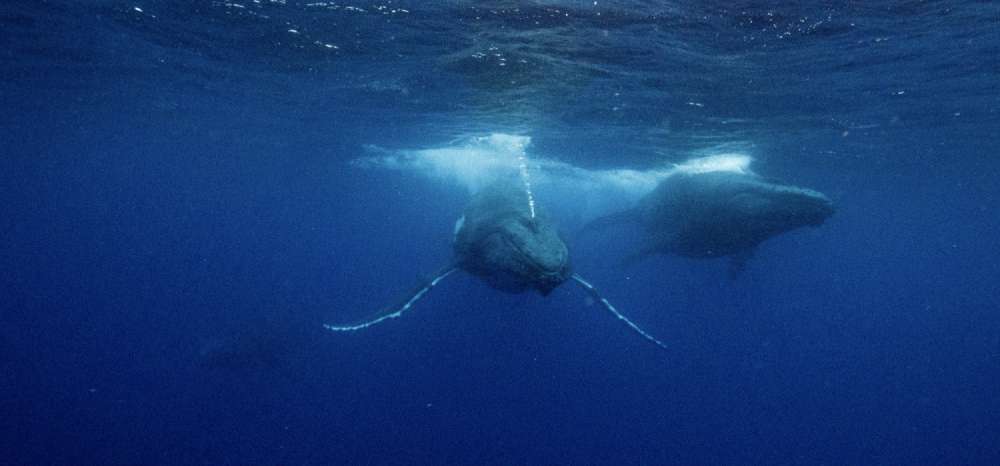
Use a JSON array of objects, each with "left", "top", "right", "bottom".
[
  {"left": 570, "top": 274, "right": 668, "bottom": 351},
  {"left": 324, "top": 266, "right": 458, "bottom": 332}
]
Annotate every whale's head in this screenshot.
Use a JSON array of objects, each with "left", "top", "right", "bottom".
[
  {"left": 714, "top": 176, "right": 835, "bottom": 249},
  {"left": 456, "top": 213, "right": 571, "bottom": 295},
  {"left": 735, "top": 181, "right": 835, "bottom": 230},
  {"left": 649, "top": 172, "right": 835, "bottom": 258},
  {"left": 454, "top": 183, "right": 571, "bottom": 295}
]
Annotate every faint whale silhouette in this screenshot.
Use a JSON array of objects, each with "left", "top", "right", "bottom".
[
  {"left": 588, "top": 165, "right": 834, "bottom": 276},
  {"left": 197, "top": 324, "right": 290, "bottom": 371},
  {"left": 325, "top": 179, "right": 667, "bottom": 350}
]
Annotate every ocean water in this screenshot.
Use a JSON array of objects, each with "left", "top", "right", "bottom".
[{"left": 3, "top": 1, "right": 999, "bottom": 464}]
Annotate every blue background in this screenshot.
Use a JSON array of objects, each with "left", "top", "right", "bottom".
[{"left": 2, "top": 1, "right": 999, "bottom": 464}]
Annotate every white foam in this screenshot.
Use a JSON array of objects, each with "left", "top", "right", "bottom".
[
  {"left": 352, "top": 133, "right": 756, "bottom": 219},
  {"left": 354, "top": 134, "right": 532, "bottom": 194},
  {"left": 672, "top": 153, "right": 754, "bottom": 175},
  {"left": 354, "top": 133, "right": 677, "bottom": 198}
]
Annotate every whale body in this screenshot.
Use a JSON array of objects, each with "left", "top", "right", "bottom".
[
  {"left": 589, "top": 170, "right": 834, "bottom": 273},
  {"left": 325, "top": 178, "right": 667, "bottom": 350}
]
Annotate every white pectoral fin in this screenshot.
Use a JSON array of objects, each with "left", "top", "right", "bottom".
[
  {"left": 324, "top": 267, "right": 458, "bottom": 332},
  {"left": 571, "top": 274, "right": 668, "bottom": 351}
]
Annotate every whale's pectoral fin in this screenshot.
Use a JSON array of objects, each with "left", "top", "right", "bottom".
[
  {"left": 570, "top": 274, "right": 668, "bottom": 351},
  {"left": 324, "top": 266, "right": 458, "bottom": 332}
]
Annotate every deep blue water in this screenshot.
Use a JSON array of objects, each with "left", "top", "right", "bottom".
[{"left": 3, "top": 1, "right": 1000, "bottom": 464}]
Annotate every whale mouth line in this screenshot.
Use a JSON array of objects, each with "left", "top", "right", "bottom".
[{"left": 498, "top": 231, "right": 565, "bottom": 277}]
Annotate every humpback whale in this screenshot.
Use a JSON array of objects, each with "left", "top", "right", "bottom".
[
  {"left": 589, "top": 168, "right": 834, "bottom": 275},
  {"left": 325, "top": 179, "right": 667, "bottom": 350}
]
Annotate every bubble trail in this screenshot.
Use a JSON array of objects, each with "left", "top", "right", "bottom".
[{"left": 517, "top": 151, "right": 536, "bottom": 219}]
